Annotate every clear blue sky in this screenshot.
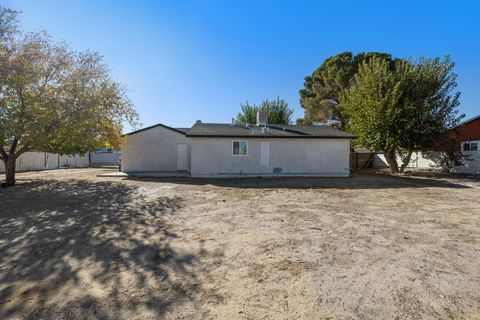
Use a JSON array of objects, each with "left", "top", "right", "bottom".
[{"left": 5, "top": 0, "right": 480, "bottom": 132}]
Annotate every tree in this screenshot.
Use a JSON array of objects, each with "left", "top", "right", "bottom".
[
  {"left": 236, "top": 97, "right": 293, "bottom": 124},
  {"left": 340, "top": 56, "right": 462, "bottom": 173},
  {"left": 235, "top": 101, "right": 258, "bottom": 124},
  {"left": 298, "top": 51, "right": 392, "bottom": 124},
  {"left": 0, "top": 8, "right": 139, "bottom": 186},
  {"left": 0, "top": 7, "right": 18, "bottom": 43},
  {"left": 422, "top": 134, "right": 464, "bottom": 173}
]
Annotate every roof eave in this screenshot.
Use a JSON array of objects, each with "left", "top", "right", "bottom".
[
  {"left": 450, "top": 115, "right": 480, "bottom": 130},
  {"left": 185, "top": 134, "right": 356, "bottom": 139},
  {"left": 123, "top": 123, "right": 188, "bottom": 136}
]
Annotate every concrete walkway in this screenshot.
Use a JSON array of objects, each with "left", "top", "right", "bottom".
[{"left": 97, "top": 171, "right": 190, "bottom": 178}]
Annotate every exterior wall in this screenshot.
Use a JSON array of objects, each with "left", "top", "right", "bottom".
[
  {"left": 453, "top": 140, "right": 480, "bottom": 174},
  {"left": 373, "top": 152, "right": 441, "bottom": 169},
  {"left": 121, "top": 126, "right": 190, "bottom": 172},
  {"left": 448, "top": 117, "right": 480, "bottom": 173},
  {"left": 190, "top": 137, "right": 351, "bottom": 177},
  {"left": 0, "top": 152, "right": 89, "bottom": 173}
]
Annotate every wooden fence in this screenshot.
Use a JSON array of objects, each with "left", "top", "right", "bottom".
[{"left": 350, "top": 152, "right": 375, "bottom": 171}]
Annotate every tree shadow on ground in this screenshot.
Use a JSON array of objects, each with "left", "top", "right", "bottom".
[
  {"left": 402, "top": 169, "right": 480, "bottom": 182},
  {"left": 124, "top": 173, "right": 472, "bottom": 190},
  {"left": 0, "top": 179, "right": 202, "bottom": 319}
]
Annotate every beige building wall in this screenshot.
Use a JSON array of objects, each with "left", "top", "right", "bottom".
[
  {"left": 190, "top": 137, "right": 351, "bottom": 177},
  {"left": 121, "top": 126, "right": 190, "bottom": 172}
]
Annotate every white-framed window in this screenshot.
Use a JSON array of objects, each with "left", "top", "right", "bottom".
[
  {"left": 232, "top": 140, "right": 247, "bottom": 156},
  {"left": 463, "top": 142, "right": 478, "bottom": 152}
]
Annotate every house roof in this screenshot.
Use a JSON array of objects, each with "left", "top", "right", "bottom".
[
  {"left": 173, "top": 127, "right": 190, "bottom": 134},
  {"left": 124, "top": 122, "right": 356, "bottom": 139},
  {"left": 451, "top": 115, "right": 480, "bottom": 129},
  {"left": 124, "top": 123, "right": 187, "bottom": 136},
  {"left": 185, "top": 123, "right": 356, "bottom": 139}
]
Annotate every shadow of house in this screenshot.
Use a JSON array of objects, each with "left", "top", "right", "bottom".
[
  {"left": 0, "top": 180, "right": 202, "bottom": 319},
  {"left": 124, "top": 173, "right": 471, "bottom": 190}
]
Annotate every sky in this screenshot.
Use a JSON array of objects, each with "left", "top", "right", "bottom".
[{"left": 4, "top": 0, "right": 480, "bottom": 132}]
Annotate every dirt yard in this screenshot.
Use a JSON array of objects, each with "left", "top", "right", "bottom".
[{"left": 1, "top": 169, "right": 479, "bottom": 319}]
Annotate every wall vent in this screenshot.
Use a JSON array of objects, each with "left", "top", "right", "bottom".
[{"left": 273, "top": 167, "right": 283, "bottom": 174}]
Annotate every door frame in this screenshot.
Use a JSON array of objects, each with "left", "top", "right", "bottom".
[
  {"left": 260, "top": 141, "right": 270, "bottom": 166},
  {"left": 176, "top": 143, "right": 189, "bottom": 171}
]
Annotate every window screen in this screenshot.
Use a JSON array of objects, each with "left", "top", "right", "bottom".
[{"left": 233, "top": 141, "right": 247, "bottom": 155}]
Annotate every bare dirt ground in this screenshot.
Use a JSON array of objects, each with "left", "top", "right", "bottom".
[{"left": 1, "top": 168, "right": 479, "bottom": 320}]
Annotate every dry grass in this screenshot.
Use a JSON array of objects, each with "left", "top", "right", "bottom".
[{"left": 1, "top": 168, "right": 479, "bottom": 319}]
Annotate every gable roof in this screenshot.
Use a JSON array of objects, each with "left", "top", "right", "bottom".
[
  {"left": 124, "top": 123, "right": 187, "bottom": 136},
  {"left": 451, "top": 115, "right": 480, "bottom": 129},
  {"left": 186, "top": 123, "right": 356, "bottom": 139}
]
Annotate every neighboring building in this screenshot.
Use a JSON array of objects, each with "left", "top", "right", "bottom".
[
  {"left": 449, "top": 115, "right": 480, "bottom": 174},
  {"left": 121, "top": 117, "right": 355, "bottom": 177},
  {"left": 372, "top": 115, "right": 480, "bottom": 174}
]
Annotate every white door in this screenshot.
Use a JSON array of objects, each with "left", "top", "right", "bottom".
[
  {"left": 176, "top": 144, "right": 188, "bottom": 171},
  {"left": 260, "top": 142, "right": 270, "bottom": 166}
]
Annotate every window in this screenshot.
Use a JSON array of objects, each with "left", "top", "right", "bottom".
[
  {"left": 463, "top": 142, "right": 478, "bottom": 151},
  {"left": 233, "top": 140, "right": 247, "bottom": 156}
]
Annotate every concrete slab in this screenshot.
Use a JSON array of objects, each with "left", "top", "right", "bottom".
[
  {"left": 128, "top": 171, "right": 191, "bottom": 178},
  {"left": 97, "top": 171, "right": 191, "bottom": 178},
  {"left": 96, "top": 172, "right": 129, "bottom": 177}
]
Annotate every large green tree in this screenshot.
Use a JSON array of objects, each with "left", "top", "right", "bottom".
[
  {"left": 236, "top": 97, "right": 293, "bottom": 124},
  {"left": 0, "top": 8, "right": 139, "bottom": 186},
  {"left": 340, "top": 56, "right": 462, "bottom": 173},
  {"left": 298, "top": 51, "right": 392, "bottom": 124}
]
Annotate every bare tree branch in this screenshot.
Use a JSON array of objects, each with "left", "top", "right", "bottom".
[
  {"left": 15, "top": 145, "right": 31, "bottom": 159},
  {"left": 0, "top": 145, "right": 8, "bottom": 161}
]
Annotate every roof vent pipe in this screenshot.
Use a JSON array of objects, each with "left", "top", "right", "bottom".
[{"left": 256, "top": 111, "right": 268, "bottom": 127}]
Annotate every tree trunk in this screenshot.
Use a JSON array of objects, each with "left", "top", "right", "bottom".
[
  {"left": 399, "top": 151, "right": 414, "bottom": 173},
  {"left": 384, "top": 149, "right": 399, "bottom": 174},
  {"left": 4, "top": 156, "right": 16, "bottom": 186}
]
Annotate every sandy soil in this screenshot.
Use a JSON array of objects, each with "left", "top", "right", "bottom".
[{"left": 1, "top": 168, "right": 479, "bottom": 319}]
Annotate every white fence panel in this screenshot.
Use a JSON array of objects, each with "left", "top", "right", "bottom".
[
  {"left": 46, "top": 153, "right": 58, "bottom": 169},
  {"left": 90, "top": 152, "right": 120, "bottom": 166},
  {"left": 373, "top": 152, "right": 441, "bottom": 169},
  {"left": 0, "top": 152, "right": 89, "bottom": 173}
]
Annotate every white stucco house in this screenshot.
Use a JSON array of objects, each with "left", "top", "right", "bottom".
[{"left": 121, "top": 118, "right": 355, "bottom": 178}]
